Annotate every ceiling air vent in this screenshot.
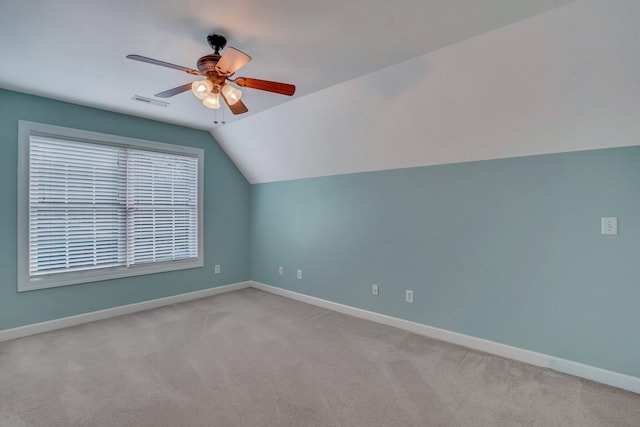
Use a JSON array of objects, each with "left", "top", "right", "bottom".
[{"left": 131, "top": 95, "right": 169, "bottom": 108}]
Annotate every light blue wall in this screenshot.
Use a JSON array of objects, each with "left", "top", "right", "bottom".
[
  {"left": 250, "top": 147, "right": 640, "bottom": 378},
  {"left": 4, "top": 88, "right": 640, "bottom": 380},
  {"left": 0, "top": 89, "right": 250, "bottom": 330}
]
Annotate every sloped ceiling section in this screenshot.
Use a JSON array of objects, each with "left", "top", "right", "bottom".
[
  {"left": 0, "top": 0, "right": 572, "bottom": 130},
  {"left": 213, "top": 0, "right": 640, "bottom": 184}
]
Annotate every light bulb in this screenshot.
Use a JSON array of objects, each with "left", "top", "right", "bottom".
[
  {"left": 202, "top": 92, "right": 220, "bottom": 109},
  {"left": 221, "top": 84, "right": 242, "bottom": 105},
  {"left": 191, "top": 80, "right": 213, "bottom": 100}
]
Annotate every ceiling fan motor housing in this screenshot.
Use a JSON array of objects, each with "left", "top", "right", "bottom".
[{"left": 197, "top": 54, "right": 222, "bottom": 73}]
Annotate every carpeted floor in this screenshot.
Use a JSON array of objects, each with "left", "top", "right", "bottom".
[{"left": 0, "top": 288, "right": 639, "bottom": 426}]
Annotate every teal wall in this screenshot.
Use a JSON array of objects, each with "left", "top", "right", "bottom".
[
  {"left": 250, "top": 147, "right": 640, "bottom": 378},
  {"left": 4, "top": 87, "right": 640, "bottom": 380},
  {"left": 0, "top": 89, "right": 250, "bottom": 330}
]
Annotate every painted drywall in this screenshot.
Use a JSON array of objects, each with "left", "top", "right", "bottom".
[
  {"left": 250, "top": 147, "right": 640, "bottom": 378},
  {"left": 0, "top": 88, "right": 250, "bottom": 331},
  {"left": 214, "top": 0, "right": 640, "bottom": 183}
]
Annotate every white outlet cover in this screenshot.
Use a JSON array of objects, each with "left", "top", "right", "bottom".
[
  {"left": 405, "top": 290, "right": 414, "bottom": 303},
  {"left": 297, "top": 269, "right": 302, "bottom": 279},
  {"left": 601, "top": 217, "right": 618, "bottom": 235},
  {"left": 214, "top": 264, "right": 220, "bottom": 274},
  {"left": 278, "top": 266, "right": 284, "bottom": 275},
  {"left": 372, "top": 284, "right": 379, "bottom": 296}
]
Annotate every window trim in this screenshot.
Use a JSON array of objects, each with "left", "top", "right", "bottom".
[{"left": 18, "top": 120, "right": 204, "bottom": 292}]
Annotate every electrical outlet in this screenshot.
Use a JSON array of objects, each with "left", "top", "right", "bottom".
[
  {"left": 601, "top": 217, "right": 618, "bottom": 235},
  {"left": 214, "top": 264, "right": 220, "bottom": 274},
  {"left": 297, "top": 269, "right": 302, "bottom": 280},
  {"left": 405, "top": 290, "right": 414, "bottom": 303},
  {"left": 278, "top": 266, "right": 284, "bottom": 275},
  {"left": 372, "top": 284, "right": 379, "bottom": 296}
]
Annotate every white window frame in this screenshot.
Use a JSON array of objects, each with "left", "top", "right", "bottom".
[{"left": 17, "top": 121, "right": 204, "bottom": 292}]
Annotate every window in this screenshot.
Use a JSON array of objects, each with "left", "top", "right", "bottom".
[{"left": 18, "top": 121, "right": 203, "bottom": 291}]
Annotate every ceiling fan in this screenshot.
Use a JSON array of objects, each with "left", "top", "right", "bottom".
[{"left": 127, "top": 34, "right": 295, "bottom": 115}]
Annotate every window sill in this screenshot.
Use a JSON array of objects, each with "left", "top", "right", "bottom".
[{"left": 18, "top": 258, "right": 204, "bottom": 292}]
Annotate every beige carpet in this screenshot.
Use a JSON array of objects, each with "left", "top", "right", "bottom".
[{"left": 0, "top": 288, "right": 638, "bottom": 426}]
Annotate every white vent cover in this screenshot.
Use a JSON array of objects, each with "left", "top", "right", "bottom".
[{"left": 131, "top": 95, "right": 169, "bottom": 108}]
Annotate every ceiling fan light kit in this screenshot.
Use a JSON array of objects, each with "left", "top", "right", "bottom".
[
  {"left": 221, "top": 84, "right": 242, "bottom": 105},
  {"left": 191, "top": 80, "right": 213, "bottom": 100},
  {"left": 202, "top": 92, "right": 221, "bottom": 109},
  {"left": 127, "top": 34, "right": 296, "bottom": 119}
]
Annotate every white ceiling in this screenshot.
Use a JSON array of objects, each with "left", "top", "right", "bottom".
[
  {"left": 0, "top": 0, "right": 572, "bottom": 131},
  {"left": 14, "top": 0, "right": 640, "bottom": 184}
]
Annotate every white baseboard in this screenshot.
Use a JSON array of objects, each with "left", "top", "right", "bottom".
[
  {"left": 3, "top": 280, "right": 638, "bottom": 395},
  {"left": 250, "top": 282, "right": 549, "bottom": 367},
  {"left": 0, "top": 281, "right": 251, "bottom": 343},
  {"left": 250, "top": 281, "right": 640, "bottom": 395},
  {"left": 548, "top": 357, "right": 640, "bottom": 394}
]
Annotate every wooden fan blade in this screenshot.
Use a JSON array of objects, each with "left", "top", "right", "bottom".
[
  {"left": 127, "top": 54, "right": 202, "bottom": 75},
  {"left": 154, "top": 83, "right": 192, "bottom": 98},
  {"left": 221, "top": 92, "right": 249, "bottom": 115},
  {"left": 215, "top": 47, "right": 252, "bottom": 76},
  {"left": 235, "top": 77, "right": 295, "bottom": 96}
]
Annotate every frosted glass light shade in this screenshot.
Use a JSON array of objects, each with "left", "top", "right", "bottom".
[
  {"left": 215, "top": 47, "right": 252, "bottom": 76},
  {"left": 221, "top": 84, "right": 242, "bottom": 105},
  {"left": 191, "top": 80, "right": 213, "bottom": 100},
  {"left": 202, "top": 93, "right": 220, "bottom": 109}
]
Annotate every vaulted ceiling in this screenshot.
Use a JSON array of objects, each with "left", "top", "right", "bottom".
[{"left": 2, "top": 0, "right": 639, "bottom": 183}]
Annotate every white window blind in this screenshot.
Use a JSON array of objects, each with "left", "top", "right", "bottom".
[
  {"left": 126, "top": 149, "right": 198, "bottom": 266},
  {"left": 19, "top": 121, "right": 203, "bottom": 292},
  {"left": 29, "top": 137, "right": 127, "bottom": 275}
]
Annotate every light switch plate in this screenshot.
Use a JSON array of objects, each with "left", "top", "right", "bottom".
[{"left": 601, "top": 217, "right": 618, "bottom": 235}]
